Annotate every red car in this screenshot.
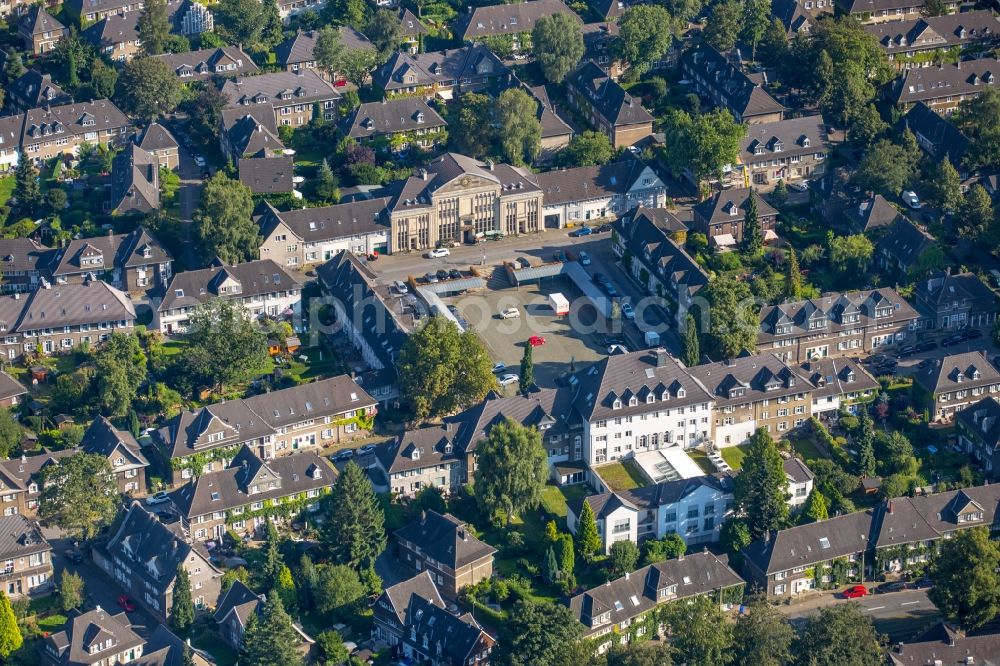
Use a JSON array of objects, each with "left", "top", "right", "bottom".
[
  {"left": 117, "top": 595, "right": 136, "bottom": 612},
  {"left": 842, "top": 585, "right": 868, "bottom": 599},
  {"left": 528, "top": 336, "right": 546, "bottom": 347}
]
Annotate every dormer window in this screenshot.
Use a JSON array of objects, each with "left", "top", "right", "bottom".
[
  {"left": 613, "top": 399, "right": 622, "bottom": 409},
  {"left": 754, "top": 145, "right": 764, "bottom": 155},
  {"left": 628, "top": 396, "right": 638, "bottom": 407},
  {"left": 726, "top": 202, "right": 738, "bottom": 216},
  {"left": 773, "top": 141, "right": 783, "bottom": 152},
  {"left": 444, "top": 442, "right": 453, "bottom": 454},
  {"left": 411, "top": 448, "right": 420, "bottom": 460},
  {"left": 646, "top": 394, "right": 654, "bottom": 404},
  {"left": 845, "top": 371, "right": 855, "bottom": 382},
  {"left": 416, "top": 112, "right": 424, "bottom": 124},
  {"left": 142, "top": 246, "right": 152, "bottom": 258},
  {"left": 973, "top": 369, "right": 982, "bottom": 380},
  {"left": 677, "top": 388, "right": 686, "bottom": 398}
]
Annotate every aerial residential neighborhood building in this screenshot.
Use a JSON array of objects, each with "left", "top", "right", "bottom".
[
  {"left": 156, "top": 46, "right": 258, "bottom": 81},
  {"left": 275, "top": 27, "right": 372, "bottom": 75},
  {"left": 875, "top": 217, "right": 936, "bottom": 272},
  {"left": 912, "top": 270, "right": 999, "bottom": 331},
  {"left": 18, "top": 7, "right": 66, "bottom": 55},
  {"left": 799, "top": 357, "right": 880, "bottom": 416},
  {"left": 19, "top": 99, "right": 129, "bottom": 163},
  {"left": 0, "top": 450, "right": 74, "bottom": 518},
  {"left": 757, "top": 288, "right": 921, "bottom": 362},
  {"left": 903, "top": 101, "right": 970, "bottom": 167},
  {"left": 5, "top": 71, "right": 72, "bottom": 114},
  {"left": 565, "top": 61, "right": 655, "bottom": 149},
  {"left": 81, "top": 13, "right": 141, "bottom": 62},
  {"left": 110, "top": 143, "right": 160, "bottom": 216},
  {"left": 0, "top": 238, "right": 58, "bottom": 293},
  {"left": 340, "top": 98, "right": 448, "bottom": 153},
  {"left": 834, "top": 0, "right": 945, "bottom": 23},
  {"left": 399, "top": 594, "right": 494, "bottom": 666},
  {"left": 373, "top": 44, "right": 510, "bottom": 98},
  {"left": 80, "top": 416, "right": 149, "bottom": 494},
  {"left": 865, "top": 10, "right": 1000, "bottom": 66},
  {"left": 457, "top": 0, "right": 580, "bottom": 48},
  {"left": 49, "top": 227, "right": 173, "bottom": 293},
  {"left": 372, "top": 571, "right": 445, "bottom": 647},
  {"left": 526, "top": 84, "right": 574, "bottom": 160},
  {"left": 737, "top": 115, "right": 829, "bottom": 189},
  {"left": 135, "top": 122, "right": 180, "bottom": 170},
  {"left": 239, "top": 156, "right": 295, "bottom": 195},
  {"left": 680, "top": 41, "right": 784, "bottom": 124},
  {"left": 691, "top": 188, "right": 779, "bottom": 248},
  {"left": 220, "top": 70, "right": 340, "bottom": 126},
  {"left": 220, "top": 106, "right": 286, "bottom": 161},
  {"left": 891, "top": 59, "right": 1000, "bottom": 113},
  {"left": 956, "top": 396, "right": 1000, "bottom": 475},
  {"left": 372, "top": 425, "right": 464, "bottom": 497},
  {"left": 394, "top": 510, "right": 496, "bottom": 598},
  {"left": 256, "top": 198, "right": 390, "bottom": 266},
  {"left": 66, "top": 0, "right": 144, "bottom": 24},
  {"left": 0, "top": 514, "right": 52, "bottom": 599},
  {"left": 42, "top": 607, "right": 145, "bottom": 666},
  {"left": 913, "top": 351, "right": 1000, "bottom": 421}
]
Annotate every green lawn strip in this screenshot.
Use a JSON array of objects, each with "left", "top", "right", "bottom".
[
  {"left": 687, "top": 449, "right": 717, "bottom": 474},
  {"left": 0, "top": 176, "right": 14, "bottom": 208},
  {"left": 720, "top": 444, "right": 748, "bottom": 470},
  {"left": 792, "top": 435, "right": 827, "bottom": 463},
  {"left": 190, "top": 626, "right": 238, "bottom": 666},
  {"left": 595, "top": 461, "right": 646, "bottom": 491}
]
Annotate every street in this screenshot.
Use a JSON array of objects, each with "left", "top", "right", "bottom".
[{"left": 780, "top": 588, "right": 939, "bottom": 641}]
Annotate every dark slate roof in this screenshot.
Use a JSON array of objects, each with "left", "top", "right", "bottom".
[
  {"left": 688, "top": 353, "right": 811, "bottom": 407},
  {"left": 155, "top": 47, "right": 257, "bottom": 80},
  {"left": 214, "top": 579, "right": 263, "bottom": 627},
  {"left": 0, "top": 370, "right": 27, "bottom": 403},
  {"left": 590, "top": 0, "right": 627, "bottom": 20},
  {"left": 394, "top": 510, "right": 496, "bottom": 570},
  {"left": 0, "top": 449, "right": 74, "bottom": 494},
  {"left": 376, "top": 571, "right": 444, "bottom": 626},
  {"left": 693, "top": 187, "right": 778, "bottom": 226},
  {"left": 796, "top": 357, "right": 879, "bottom": 401},
  {"left": 81, "top": 13, "right": 138, "bottom": 49},
  {"left": 220, "top": 70, "right": 340, "bottom": 108},
  {"left": 744, "top": 509, "right": 873, "bottom": 574},
  {"left": 741, "top": 115, "right": 828, "bottom": 163},
  {"left": 956, "top": 396, "right": 1000, "bottom": 446},
  {"left": 458, "top": 0, "right": 579, "bottom": 40},
  {"left": 0, "top": 514, "right": 49, "bottom": 560},
  {"left": 67, "top": 0, "right": 138, "bottom": 17},
  {"left": 892, "top": 60, "right": 1000, "bottom": 106},
  {"left": 156, "top": 258, "right": 300, "bottom": 312},
  {"left": 890, "top": 622, "right": 1000, "bottom": 666},
  {"left": 239, "top": 156, "right": 294, "bottom": 194},
  {"left": 170, "top": 447, "right": 335, "bottom": 517},
  {"left": 111, "top": 143, "right": 160, "bottom": 214},
  {"left": 758, "top": 288, "right": 919, "bottom": 343},
  {"left": 401, "top": 595, "right": 489, "bottom": 664},
  {"left": 242, "top": 375, "right": 375, "bottom": 430},
  {"left": 572, "top": 348, "right": 713, "bottom": 422},
  {"left": 341, "top": 97, "right": 446, "bottom": 139},
  {"left": 133, "top": 624, "right": 193, "bottom": 666},
  {"left": 19, "top": 6, "right": 65, "bottom": 36},
  {"left": 571, "top": 474, "right": 734, "bottom": 517},
  {"left": 849, "top": 194, "right": 904, "bottom": 233},
  {"left": 613, "top": 207, "right": 705, "bottom": 299},
  {"left": 373, "top": 44, "right": 508, "bottom": 93},
  {"left": 536, "top": 155, "right": 658, "bottom": 206},
  {"left": 450, "top": 387, "right": 582, "bottom": 455},
  {"left": 0, "top": 238, "right": 58, "bottom": 274},
  {"left": 877, "top": 218, "right": 936, "bottom": 268},
  {"left": 837, "top": 0, "right": 924, "bottom": 14},
  {"left": 21, "top": 99, "right": 128, "bottom": 144},
  {"left": 13, "top": 281, "right": 136, "bottom": 331},
  {"left": 567, "top": 61, "right": 654, "bottom": 128},
  {"left": 223, "top": 108, "right": 285, "bottom": 158},
  {"left": 772, "top": 0, "right": 820, "bottom": 35},
  {"left": 256, "top": 198, "right": 389, "bottom": 243},
  {"left": 866, "top": 10, "right": 1000, "bottom": 54},
  {"left": 525, "top": 84, "right": 573, "bottom": 140},
  {"left": 6, "top": 70, "right": 72, "bottom": 108},
  {"left": 783, "top": 457, "right": 814, "bottom": 484},
  {"left": 903, "top": 102, "right": 969, "bottom": 166},
  {"left": 275, "top": 28, "right": 372, "bottom": 66},
  {"left": 81, "top": 415, "right": 149, "bottom": 468},
  {"left": 916, "top": 271, "right": 998, "bottom": 313},
  {"left": 137, "top": 122, "right": 179, "bottom": 153},
  {"left": 568, "top": 551, "right": 744, "bottom": 632},
  {"left": 397, "top": 8, "right": 427, "bottom": 37},
  {"left": 680, "top": 41, "right": 785, "bottom": 120},
  {"left": 44, "top": 607, "right": 144, "bottom": 666},
  {"left": 51, "top": 226, "right": 172, "bottom": 277},
  {"left": 913, "top": 350, "right": 1000, "bottom": 395},
  {"left": 376, "top": 425, "right": 461, "bottom": 475}
]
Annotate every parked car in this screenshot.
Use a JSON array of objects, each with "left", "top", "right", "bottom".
[
  {"left": 578, "top": 251, "right": 591, "bottom": 266},
  {"left": 528, "top": 336, "right": 546, "bottom": 347},
  {"left": 436, "top": 269, "right": 450, "bottom": 281},
  {"left": 357, "top": 444, "right": 376, "bottom": 456},
  {"left": 593, "top": 272, "right": 608, "bottom": 286},
  {"left": 572, "top": 226, "right": 593, "bottom": 237},
  {"left": 393, "top": 280, "right": 409, "bottom": 295},
  {"left": 902, "top": 190, "right": 922, "bottom": 209},
  {"left": 193, "top": 155, "right": 207, "bottom": 168},
  {"left": 596, "top": 224, "right": 612, "bottom": 233},
  {"left": 621, "top": 303, "right": 635, "bottom": 320},
  {"left": 876, "top": 581, "right": 909, "bottom": 594},
  {"left": 492, "top": 362, "right": 507, "bottom": 374},
  {"left": 499, "top": 307, "right": 520, "bottom": 319},
  {"left": 145, "top": 492, "right": 170, "bottom": 506},
  {"left": 942, "top": 334, "right": 964, "bottom": 347},
  {"left": 962, "top": 329, "right": 984, "bottom": 341},
  {"left": 914, "top": 577, "right": 934, "bottom": 589},
  {"left": 842, "top": 585, "right": 868, "bottom": 599},
  {"left": 896, "top": 345, "right": 916, "bottom": 358},
  {"left": 554, "top": 250, "right": 567, "bottom": 262},
  {"left": 117, "top": 595, "right": 137, "bottom": 612},
  {"left": 424, "top": 272, "right": 439, "bottom": 284},
  {"left": 917, "top": 358, "right": 934, "bottom": 370},
  {"left": 333, "top": 449, "right": 354, "bottom": 462},
  {"left": 426, "top": 248, "right": 450, "bottom": 259},
  {"left": 449, "top": 268, "right": 462, "bottom": 279},
  {"left": 447, "top": 305, "right": 461, "bottom": 317},
  {"left": 788, "top": 181, "right": 809, "bottom": 192},
  {"left": 63, "top": 549, "right": 85, "bottom": 564},
  {"left": 498, "top": 373, "right": 519, "bottom": 387},
  {"left": 605, "top": 283, "right": 619, "bottom": 297},
  {"left": 915, "top": 341, "right": 938, "bottom": 353}
]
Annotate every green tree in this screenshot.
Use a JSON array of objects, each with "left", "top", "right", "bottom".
[
  {"left": 924, "top": 157, "right": 962, "bottom": 212},
  {"left": 323, "top": 0, "right": 365, "bottom": 28},
  {"left": 721, "top": 518, "right": 752, "bottom": 554},
  {"left": 239, "top": 594, "right": 303, "bottom": 666},
  {"left": 171, "top": 566, "right": 195, "bottom": 632},
  {"left": 4, "top": 51, "right": 24, "bottom": 80},
  {"left": 681, "top": 314, "right": 699, "bottom": 368},
  {"left": 576, "top": 500, "right": 601, "bottom": 560},
  {"left": 855, "top": 409, "right": 877, "bottom": 477},
  {"left": 322, "top": 461, "right": 386, "bottom": 566},
  {"left": 95, "top": 332, "right": 147, "bottom": 416},
  {"left": 703, "top": 0, "right": 742, "bottom": 51},
  {"left": 116, "top": 57, "right": 182, "bottom": 120},
  {"left": 221, "top": 567, "right": 251, "bottom": 593},
  {"left": 13, "top": 158, "right": 41, "bottom": 218},
  {"left": 732, "top": 595, "right": 793, "bottom": 666},
  {"left": 642, "top": 533, "right": 687, "bottom": 565},
  {"left": 215, "top": 0, "right": 264, "bottom": 46},
  {"left": 544, "top": 546, "right": 559, "bottom": 583},
  {"left": 959, "top": 184, "right": 996, "bottom": 244},
  {"left": 519, "top": 343, "right": 534, "bottom": 395},
  {"left": 786, "top": 247, "right": 803, "bottom": 300},
  {"left": 532, "top": 13, "right": 584, "bottom": 84},
  {"left": 366, "top": 9, "right": 403, "bottom": 57},
  {"left": 314, "top": 26, "right": 346, "bottom": 80},
  {"left": 561, "top": 130, "right": 614, "bottom": 167},
  {"left": 955, "top": 88, "right": 1000, "bottom": 170},
  {"left": 449, "top": 93, "right": 495, "bottom": 159},
  {"left": 741, "top": 0, "right": 772, "bottom": 59},
  {"left": 38, "top": 453, "right": 118, "bottom": 540},
  {"left": 801, "top": 489, "right": 829, "bottom": 524},
  {"left": 494, "top": 600, "right": 583, "bottom": 666},
  {"left": 848, "top": 104, "right": 887, "bottom": 146},
  {"left": 258, "top": 0, "right": 283, "bottom": 49},
  {"left": 59, "top": 571, "right": 85, "bottom": 611},
  {"left": 193, "top": 172, "right": 258, "bottom": 264},
  {"left": 828, "top": 233, "right": 874, "bottom": 277},
  {"left": 704, "top": 275, "right": 759, "bottom": 359},
  {"left": 794, "top": 604, "right": 885, "bottom": 665},
  {"left": 262, "top": 521, "right": 283, "bottom": 583},
  {"left": 759, "top": 18, "right": 789, "bottom": 68},
  {"left": 609, "top": 540, "right": 639, "bottom": 577},
  {"left": 316, "top": 630, "right": 350, "bottom": 666},
  {"left": 496, "top": 88, "right": 541, "bottom": 166},
  {"left": 661, "top": 594, "right": 733, "bottom": 666},
  {"left": 735, "top": 428, "right": 790, "bottom": 540},
  {"left": 137, "top": 0, "right": 170, "bottom": 55},
  {"left": 662, "top": 109, "right": 746, "bottom": 182},
  {"left": 556, "top": 533, "right": 575, "bottom": 579},
  {"left": 0, "top": 409, "right": 22, "bottom": 459},
  {"left": 315, "top": 564, "right": 366, "bottom": 618},
  {"left": 742, "top": 190, "right": 763, "bottom": 255},
  {"left": 474, "top": 419, "right": 548, "bottom": 527},
  {"left": 604, "top": 643, "right": 674, "bottom": 666},
  {"left": 852, "top": 139, "right": 918, "bottom": 196},
  {"left": 616, "top": 4, "right": 674, "bottom": 76},
  {"left": 398, "top": 316, "right": 497, "bottom": 420},
  {"left": 183, "top": 299, "right": 268, "bottom": 392},
  {"left": 336, "top": 47, "right": 381, "bottom": 89},
  {"left": 927, "top": 526, "right": 1000, "bottom": 630},
  {"left": 0, "top": 591, "right": 21, "bottom": 660},
  {"left": 923, "top": 0, "right": 948, "bottom": 15}
]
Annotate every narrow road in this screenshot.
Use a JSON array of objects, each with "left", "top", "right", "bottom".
[{"left": 779, "top": 588, "right": 939, "bottom": 642}]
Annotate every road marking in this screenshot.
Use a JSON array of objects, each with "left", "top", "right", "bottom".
[
  {"left": 866, "top": 606, "right": 885, "bottom": 611},
  {"left": 900, "top": 601, "right": 921, "bottom": 606}
]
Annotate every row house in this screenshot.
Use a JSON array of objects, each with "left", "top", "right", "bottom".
[
  {"left": 0, "top": 450, "right": 73, "bottom": 518},
  {"left": 275, "top": 27, "right": 373, "bottom": 80},
  {"left": 66, "top": 0, "right": 143, "bottom": 23},
  {"left": 679, "top": 42, "right": 784, "bottom": 124},
  {"left": 902, "top": 101, "right": 969, "bottom": 168},
  {"left": 339, "top": 97, "right": 448, "bottom": 154},
  {"left": 581, "top": 22, "right": 624, "bottom": 79},
  {"left": 457, "top": 0, "right": 580, "bottom": 52},
  {"left": 891, "top": 623, "right": 1000, "bottom": 666},
  {"left": 399, "top": 594, "right": 494, "bottom": 666},
  {"left": 772, "top": 0, "right": 833, "bottom": 37},
  {"left": 81, "top": 12, "right": 140, "bottom": 62},
  {"left": 152, "top": 375, "right": 377, "bottom": 485},
  {"left": 891, "top": 59, "right": 1000, "bottom": 114},
  {"left": 568, "top": 552, "right": 744, "bottom": 649},
  {"left": 912, "top": 270, "right": 999, "bottom": 332},
  {"left": 527, "top": 83, "right": 574, "bottom": 161},
  {"left": 80, "top": 416, "right": 149, "bottom": 495},
  {"left": 0, "top": 371, "right": 27, "bottom": 407},
  {"left": 18, "top": 7, "right": 66, "bottom": 55},
  {"left": 737, "top": 115, "right": 830, "bottom": 190},
  {"left": 220, "top": 106, "right": 286, "bottom": 161},
  {"left": 42, "top": 607, "right": 144, "bottom": 666},
  {"left": 372, "top": 425, "right": 464, "bottom": 497},
  {"left": 155, "top": 46, "right": 258, "bottom": 81},
  {"left": 0, "top": 238, "right": 59, "bottom": 293},
  {"left": 0, "top": 281, "right": 137, "bottom": 360},
  {"left": 171, "top": 447, "right": 334, "bottom": 540},
  {"left": 865, "top": 10, "right": 1000, "bottom": 68},
  {"left": 835, "top": 0, "right": 955, "bottom": 24},
  {"left": 152, "top": 258, "right": 302, "bottom": 334},
  {"left": 744, "top": 483, "right": 1000, "bottom": 598},
  {"left": 691, "top": 188, "right": 779, "bottom": 249},
  {"left": 49, "top": 227, "right": 173, "bottom": 293},
  {"left": 372, "top": 571, "right": 445, "bottom": 648},
  {"left": 913, "top": 350, "right": 1000, "bottom": 421},
  {"left": 110, "top": 143, "right": 160, "bottom": 215},
  {"left": 612, "top": 206, "right": 707, "bottom": 312},
  {"left": 135, "top": 122, "right": 180, "bottom": 170},
  {"left": 565, "top": 62, "right": 654, "bottom": 149},
  {"left": 957, "top": 396, "right": 1000, "bottom": 476},
  {"left": 0, "top": 514, "right": 52, "bottom": 599},
  {"left": 373, "top": 44, "right": 510, "bottom": 99},
  {"left": 0, "top": 115, "right": 21, "bottom": 172},
  {"left": 256, "top": 198, "right": 390, "bottom": 267},
  {"left": 536, "top": 155, "right": 667, "bottom": 227},
  {"left": 220, "top": 70, "right": 340, "bottom": 127},
  {"left": 5, "top": 71, "right": 72, "bottom": 115},
  {"left": 93, "top": 502, "right": 221, "bottom": 619},
  {"left": 214, "top": 580, "right": 313, "bottom": 650},
  {"left": 799, "top": 357, "right": 880, "bottom": 416},
  {"left": 17, "top": 99, "right": 130, "bottom": 164},
  {"left": 567, "top": 474, "right": 736, "bottom": 553},
  {"left": 759, "top": 287, "right": 919, "bottom": 363},
  {"left": 394, "top": 510, "right": 495, "bottom": 598},
  {"left": 849, "top": 194, "right": 905, "bottom": 234},
  {"left": 875, "top": 217, "right": 937, "bottom": 273},
  {"left": 386, "top": 152, "right": 543, "bottom": 252}
]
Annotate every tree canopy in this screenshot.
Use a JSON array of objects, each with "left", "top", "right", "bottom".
[
  {"left": 193, "top": 172, "right": 258, "bottom": 265},
  {"left": 852, "top": 138, "right": 919, "bottom": 196},
  {"left": 95, "top": 332, "right": 147, "bottom": 416},
  {"left": 448, "top": 93, "right": 495, "bottom": 159},
  {"left": 116, "top": 57, "right": 182, "bottom": 120},
  {"left": 703, "top": 275, "right": 760, "bottom": 359},
  {"left": 616, "top": 5, "right": 675, "bottom": 75},
  {"left": 662, "top": 109, "right": 746, "bottom": 182},
  {"left": 0, "top": 591, "right": 21, "bottom": 660},
  {"left": 493, "top": 600, "right": 583, "bottom": 666},
  {"left": 496, "top": 88, "right": 541, "bottom": 166},
  {"left": 322, "top": 461, "right": 386, "bottom": 566},
  {"left": 561, "top": 131, "right": 614, "bottom": 167},
  {"left": 794, "top": 604, "right": 886, "bottom": 665},
  {"left": 734, "top": 428, "right": 790, "bottom": 540},
  {"left": 928, "top": 526, "right": 1000, "bottom": 630},
  {"left": 239, "top": 594, "right": 303, "bottom": 666},
  {"left": 39, "top": 453, "right": 119, "bottom": 540},
  {"left": 732, "top": 596, "right": 793, "bottom": 666},
  {"left": 474, "top": 419, "right": 548, "bottom": 527},
  {"left": 137, "top": 0, "right": 170, "bottom": 55},
  {"left": 661, "top": 594, "right": 733, "bottom": 666},
  {"left": 183, "top": 299, "right": 269, "bottom": 392},
  {"left": 532, "top": 13, "right": 585, "bottom": 84}
]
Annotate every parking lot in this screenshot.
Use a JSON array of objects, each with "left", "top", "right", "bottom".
[{"left": 448, "top": 276, "right": 610, "bottom": 388}]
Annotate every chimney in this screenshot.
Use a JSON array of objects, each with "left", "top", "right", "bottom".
[
  {"left": 459, "top": 528, "right": 467, "bottom": 541},
  {"left": 444, "top": 421, "right": 451, "bottom": 432},
  {"left": 420, "top": 168, "right": 427, "bottom": 181},
  {"left": 486, "top": 159, "right": 494, "bottom": 171},
  {"left": 655, "top": 348, "right": 669, "bottom": 367},
  {"left": 420, "top": 509, "right": 427, "bottom": 524},
  {"left": 888, "top": 500, "right": 894, "bottom": 515}
]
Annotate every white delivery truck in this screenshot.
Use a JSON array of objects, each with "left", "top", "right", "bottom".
[{"left": 549, "top": 292, "right": 569, "bottom": 316}]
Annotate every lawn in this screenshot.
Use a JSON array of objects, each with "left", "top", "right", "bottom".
[
  {"left": 0, "top": 176, "right": 14, "bottom": 208},
  {"left": 190, "top": 625, "right": 238, "bottom": 666},
  {"left": 792, "top": 435, "right": 827, "bottom": 463},
  {"left": 595, "top": 460, "right": 647, "bottom": 491},
  {"left": 688, "top": 449, "right": 717, "bottom": 474},
  {"left": 721, "top": 444, "right": 749, "bottom": 470}
]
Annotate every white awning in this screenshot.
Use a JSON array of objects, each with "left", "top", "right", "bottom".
[
  {"left": 711, "top": 233, "right": 736, "bottom": 247},
  {"left": 435, "top": 89, "right": 454, "bottom": 101},
  {"left": 764, "top": 229, "right": 779, "bottom": 241}
]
